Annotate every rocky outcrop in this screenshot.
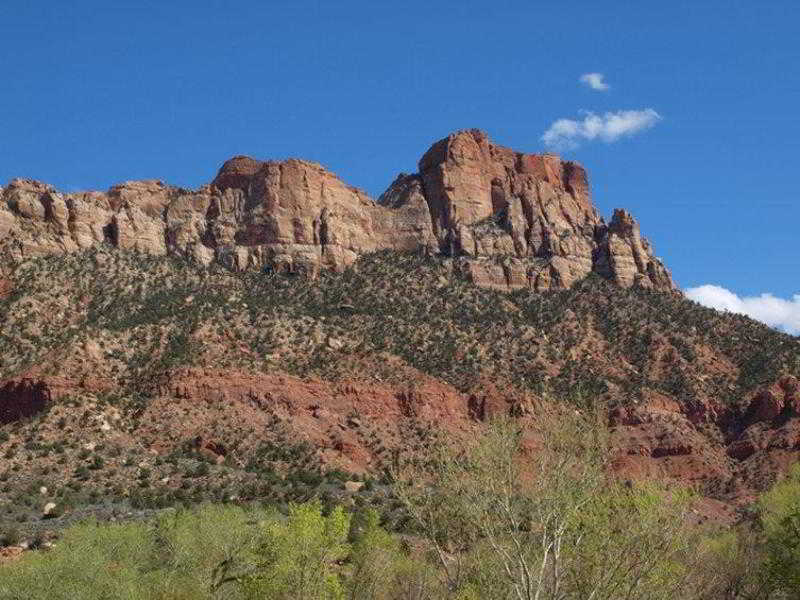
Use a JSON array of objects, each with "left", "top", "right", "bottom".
[
  {"left": 744, "top": 376, "right": 800, "bottom": 424},
  {"left": 0, "top": 130, "right": 675, "bottom": 292},
  {"left": 410, "top": 129, "right": 673, "bottom": 291},
  {"left": 138, "top": 368, "right": 474, "bottom": 471},
  {"left": 594, "top": 209, "right": 674, "bottom": 290},
  {"left": 0, "top": 378, "right": 61, "bottom": 424}
]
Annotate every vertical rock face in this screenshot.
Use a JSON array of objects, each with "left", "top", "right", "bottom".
[
  {"left": 593, "top": 209, "right": 674, "bottom": 290},
  {"left": 208, "top": 157, "right": 380, "bottom": 272},
  {"left": 0, "top": 129, "right": 675, "bottom": 292},
  {"left": 207, "top": 158, "right": 437, "bottom": 273},
  {"left": 409, "top": 129, "right": 673, "bottom": 291}
]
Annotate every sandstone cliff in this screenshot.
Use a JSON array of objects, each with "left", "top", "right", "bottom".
[{"left": 0, "top": 130, "right": 674, "bottom": 291}]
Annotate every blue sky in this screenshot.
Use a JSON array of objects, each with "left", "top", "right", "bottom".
[{"left": 1, "top": 1, "right": 798, "bottom": 328}]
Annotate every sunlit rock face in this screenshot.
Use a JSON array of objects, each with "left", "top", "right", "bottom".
[{"left": 0, "top": 130, "right": 674, "bottom": 292}]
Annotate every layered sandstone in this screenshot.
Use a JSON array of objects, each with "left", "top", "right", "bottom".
[{"left": 0, "top": 130, "right": 675, "bottom": 291}]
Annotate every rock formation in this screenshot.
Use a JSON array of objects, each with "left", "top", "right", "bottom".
[{"left": 0, "top": 130, "right": 675, "bottom": 291}]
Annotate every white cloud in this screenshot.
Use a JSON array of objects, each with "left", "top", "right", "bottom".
[
  {"left": 685, "top": 284, "right": 800, "bottom": 335},
  {"left": 580, "top": 72, "right": 610, "bottom": 91},
  {"left": 541, "top": 109, "right": 662, "bottom": 150}
]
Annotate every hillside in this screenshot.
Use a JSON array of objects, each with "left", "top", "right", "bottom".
[
  {"left": 1, "top": 246, "right": 799, "bottom": 530},
  {"left": 1, "top": 130, "right": 799, "bottom": 534}
]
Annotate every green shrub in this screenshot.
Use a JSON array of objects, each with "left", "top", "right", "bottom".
[
  {"left": 0, "top": 504, "right": 271, "bottom": 600},
  {"left": 238, "top": 501, "right": 350, "bottom": 600},
  {"left": 0, "top": 526, "right": 21, "bottom": 547},
  {"left": 760, "top": 463, "right": 800, "bottom": 593}
]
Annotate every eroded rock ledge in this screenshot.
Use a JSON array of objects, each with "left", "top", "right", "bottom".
[{"left": 0, "top": 129, "right": 675, "bottom": 292}]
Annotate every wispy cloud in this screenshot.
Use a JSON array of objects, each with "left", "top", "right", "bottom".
[
  {"left": 685, "top": 284, "right": 800, "bottom": 335},
  {"left": 580, "top": 72, "right": 610, "bottom": 91},
  {"left": 541, "top": 109, "right": 662, "bottom": 150}
]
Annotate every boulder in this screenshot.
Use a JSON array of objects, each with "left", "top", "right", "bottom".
[{"left": 344, "top": 480, "right": 364, "bottom": 493}]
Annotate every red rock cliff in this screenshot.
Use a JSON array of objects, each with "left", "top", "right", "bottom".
[{"left": 0, "top": 130, "right": 674, "bottom": 292}]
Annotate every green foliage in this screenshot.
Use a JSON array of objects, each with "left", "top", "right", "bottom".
[
  {"left": 760, "top": 463, "right": 800, "bottom": 593},
  {"left": 0, "top": 500, "right": 444, "bottom": 600},
  {"left": 3, "top": 248, "right": 800, "bottom": 598},
  {"left": 239, "top": 501, "right": 350, "bottom": 600},
  {"left": 0, "top": 525, "right": 21, "bottom": 547},
  {"left": 693, "top": 528, "right": 772, "bottom": 600},
  {"left": 394, "top": 412, "right": 696, "bottom": 599},
  {"left": 3, "top": 454, "right": 800, "bottom": 600},
  {"left": 0, "top": 504, "right": 268, "bottom": 600},
  {"left": 347, "top": 508, "right": 401, "bottom": 599},
  {"left": 0, "top": 519, "right": 162, "bottom": 600}
]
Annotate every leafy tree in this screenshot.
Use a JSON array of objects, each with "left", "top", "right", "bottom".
[
  {"left": 394, "top": 410, "right": 695, "bottom": 600},
  {"left": 760, "top": 463, "right": 800, "bottom": 594},
  {"left": 348, "top": 508, "right": 400, "bottom": 599},
  {"left": 0, "top": 504, "right": 268, "bottom": 600},
  {"left": 691, "top": 528, "right": 772, "bottom": 600},
  {"left": 239, "top": 501, "right": 350, "bottom": 600}
]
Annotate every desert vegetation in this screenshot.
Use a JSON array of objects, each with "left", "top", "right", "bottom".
[
  {"left": 2, "top": 412, "right": 800, "bottom": 599},
  {"left": 1, "top": 249, "right": 799, "bottom": 525},
  {"left": 2, "top": 248, "right": 797, "bottom": 402},
  {"left": 2, "top": 248, "right": 800, "bottom": 597}
]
